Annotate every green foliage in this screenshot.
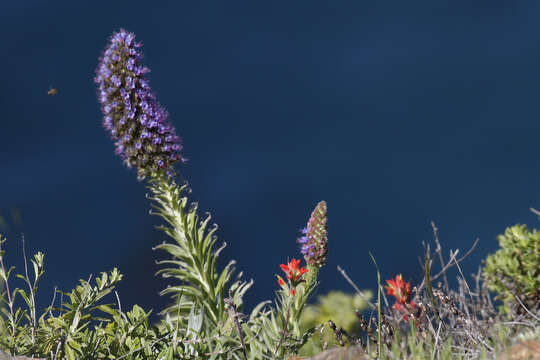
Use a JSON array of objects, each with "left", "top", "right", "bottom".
[
  {"left": 148, "top": 175, "right": 317, "bottom": 359},
  {"left": 0, "top": 178, "right": 324, "bottom": 359},
  {"left": 484, "top": 224, "right": 540, "bottom": 315},
  {"left": 247, "top": 274, "right": 317, "bottom": 359},
  {"left": 148, "top": 176, "right": 252, "bottom": 336},
  {"left": 0, "top": 236, "right": 229, "bottom": 359},
  {"left": 35, "top": 269, "right": 124, "bottom": 358},
  {"left": 299, "top": 290, "right": 371, "bottom": 356},
  {"left": 2, "top": 153, "right": 535, "bottom": 359}
]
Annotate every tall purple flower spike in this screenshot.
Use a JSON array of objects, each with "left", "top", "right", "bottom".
[
  {"left": 95, "top": 29, "right": 184, "bottom": 179},
  {"left": 297, "top": 201, "right": 328, "bottom": 267}
]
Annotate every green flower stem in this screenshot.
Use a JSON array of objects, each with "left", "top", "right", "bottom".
[
  {"left": 290, "top": 264, "right": 319, "bottom": 338},
  {"left": 0, "top": 236, "right": 17, "bottom": 342},
  {"left": 149, "top": 175, "right": 251, "bottom": 332}
]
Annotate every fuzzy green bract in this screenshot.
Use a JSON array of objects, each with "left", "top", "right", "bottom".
[{"left": 484, "top": 224, "right": 540, "bottom": 316}]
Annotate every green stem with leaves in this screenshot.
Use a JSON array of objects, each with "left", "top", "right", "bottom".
[{"left": 149, "top": 175, "right": 252, "bottom": 333}]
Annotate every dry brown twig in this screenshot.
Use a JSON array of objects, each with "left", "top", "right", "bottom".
[
  {"left": 337, "top": 265, "right": 377, "bottom": 311},
  {"left": 416, "top": 236, "right": 479, "bottom": 295},
  {"left": 225, "top": 290, "right": 248, "bottom": 360}
]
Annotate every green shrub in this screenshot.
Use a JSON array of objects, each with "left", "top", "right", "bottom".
[
  {"left": 484, "top": 224, "right": 540, "bottom": 316},
  {"left": 298, "top": 290, "right": 371, "bottom": 356}
]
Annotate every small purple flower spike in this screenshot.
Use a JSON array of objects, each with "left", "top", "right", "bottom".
[
  {"left": 95, "top": 29, "right": 184, "bottom": 179},
  {"left": 297, "top": 201, "right": 328, "bottom": 267}
]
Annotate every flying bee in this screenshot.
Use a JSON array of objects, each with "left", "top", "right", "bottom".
[{"left": 47, "top": 87, "right": 58, "bottom": 96}]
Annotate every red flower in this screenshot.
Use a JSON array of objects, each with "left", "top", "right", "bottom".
[
  {"left": 277, "top": 258, "right": 309, "bottom": 296},
  {"left": 386, "top": 274, "right": 417, "bottom": 321},
  {"left": 385, "top": 274, "right": 411, "bottom": 304},
  {"left": 280, "top": 258, "right": 309, "bottom": 285}
]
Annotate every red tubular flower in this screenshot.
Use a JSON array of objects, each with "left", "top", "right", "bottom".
[
  {"left": 386, "top": 274, "right": 417, "bottom": 321},
  {"left": 385, "top": 274, "right": 412, "bottom": 304},
  {"left": 280, "top": 258, "right": 309, "bottom": 285},
  {"left": 277, "top": 258, "right": 309, "bottom": 296}
]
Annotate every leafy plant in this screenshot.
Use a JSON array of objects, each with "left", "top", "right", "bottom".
[
  {"left": 484, "top": 224, "right": 540, "bottom": 316},
  {"left": 150, "top": 175, "right": 252, "bottom": 330},
  {"left": 298, "top": 290, "right": 371, "bottom": 356},
  {"left": 1, "top": 28, "right": 538, "bottom": 360}
]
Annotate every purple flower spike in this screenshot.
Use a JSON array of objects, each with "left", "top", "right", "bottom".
[
  {"left": 297, "top": 201, "right": 328, "bottom": 268},
  {"left": 95, "top": 29, "right": 184, "bottom": 179}
]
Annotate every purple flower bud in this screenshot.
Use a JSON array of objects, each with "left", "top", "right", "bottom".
[
  {"left": 135, "top": 66, "right": 150, "bottom": 76},
  {"left": 125, "top": 33, "right": 134, "bottom": 46},
  {"left": 100, "top": 67, "right": 111, "bottom": 78},
  {"left": 127, "top": 59, "right": 135, "bottom": 71},
  {"left": 141, "top": 101, "right": 149, "bottom": 112},
  {"left": 301, "top": 243, "right": 315, "bottom": 255},
  {"left": 103, "top": 117, "right": 113, "bottom": 130},
  {"left": 139, "top": 114, "right": 147, "bottom": 126},
  {"left": 111, "top": 75, "right": 121, "bottom": 87},
  {"left": 125, "top": 76, "right": 135, "bottom": 89},
  {"left": 115, "top": 144, "right": 124, "bottom": 155},
  {"left": 297, "top": 201, "right": 328, "bottom": 267}
]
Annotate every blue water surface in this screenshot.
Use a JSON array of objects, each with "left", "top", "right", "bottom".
[{"left": 1, "top": 1, "right": 539, "bottom": 318}]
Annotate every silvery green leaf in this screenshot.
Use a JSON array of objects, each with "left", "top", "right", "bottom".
[{"left": 187, "top": 305, "right": 203, "bottom": 334}]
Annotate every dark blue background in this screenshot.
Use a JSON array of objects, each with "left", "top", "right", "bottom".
[{"left": 1, "top": 1, "right": 539, "bottom": 318}]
